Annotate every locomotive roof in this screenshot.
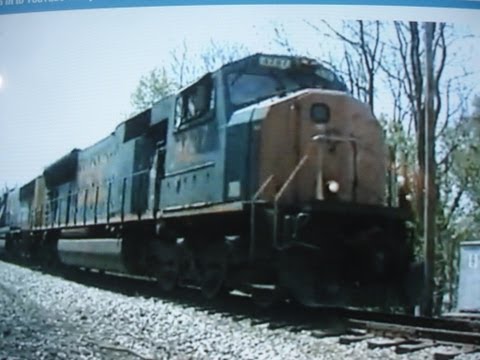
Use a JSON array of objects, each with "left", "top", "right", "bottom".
[
  {"left": 39, "top": 53, "right": 345, "bottom": 184},
  {"left": 218, "top": 53, "right": 322, "bottom": 70}
]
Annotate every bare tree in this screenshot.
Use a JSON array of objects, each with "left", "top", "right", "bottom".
[
  {"left": 386, "top": 22, "right": 480, "bottom": 314},
  {"left": 199, "top": 40, "right": 250, "bottom": 72},
  {"left": 305, "top": 20, "right": 384, "bottom": 113},
  {"left": 131, "top": 40, "right": 250, "bottom": 113},
  {"left": 387, "top": 23, "right": 444, "bottom": 228},
  {"left": 169, "top": 39, "right": 250, "bottom": 88},
  {"left": 273, "top": 19, "right": 477, "bottom": 314}
]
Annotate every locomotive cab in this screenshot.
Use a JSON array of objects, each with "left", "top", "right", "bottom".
[{"left": 223, "top": 54, "right": 414, "bottom": 306}]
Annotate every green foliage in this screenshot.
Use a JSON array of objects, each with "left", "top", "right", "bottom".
[
  {"left": 130, "top": 40, "right": 250, "bottom": 114},
  {"left": 131, "top": 67, "right": 177, "bottom": 113},
  {"left": 379, "top": 114, "right": 422, "bottom": 255},
  {"left": 431, "top": 96, "right": 480, "bottom": 311}
]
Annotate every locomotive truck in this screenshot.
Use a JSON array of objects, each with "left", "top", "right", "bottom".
[{"left": 0, "top": 53, "right": 416, "bottom": 306}]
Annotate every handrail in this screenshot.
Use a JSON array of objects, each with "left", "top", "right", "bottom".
[
  {"left": 271, "top": 133, "right": 358, "bottom": 250},
  {"left": 249, "top": 175, "right": 274, "bottom": 261},
  {"left": 274, "top": 154, "right": 310, "bottom": 204},
  {"left": 252, "top": 175, "right": 275, "bottom": 201},
  {"left": 36, "top": 169, "right": 151, "bottom": 228},
  {"left": 312, "top": 133, "right": 356, "bottom": 143},
  {"left": 273, "top": 153, "right": 310, "bottom": 250}
]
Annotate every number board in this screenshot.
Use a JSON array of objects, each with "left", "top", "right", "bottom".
[{"left": 259, "top": 56, "right": 292, "bottom": 70}]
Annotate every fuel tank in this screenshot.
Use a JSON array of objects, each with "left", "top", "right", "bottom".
[{"left": 57, "top": 238, "right": 128, "bottom": 273}]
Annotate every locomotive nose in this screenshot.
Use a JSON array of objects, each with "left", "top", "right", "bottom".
[
  {"left": 310, "top": 129, "right": 357, "bottom": 202},
  {"left": 256, "top": 90, "right": 385, "bottom": 206},
  {"left": 304, "top": 91, "right": 385, "bottom": 205}
]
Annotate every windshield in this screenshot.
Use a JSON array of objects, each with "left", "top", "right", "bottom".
[
  {"left": 227, "top": 66, "right": 346, "bottom": 108},
  {"left": 227, "top": 73, "right": 282, "bottom": 106},
  {"left": 287, "top": 67, "right": 346, "bottom": 91}
]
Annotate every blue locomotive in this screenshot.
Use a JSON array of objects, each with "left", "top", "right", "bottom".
[{"left": 0, "top": 54, "right": 416, "bottom": 306}]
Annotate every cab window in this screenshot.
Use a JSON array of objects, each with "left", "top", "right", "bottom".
[{"left": 175, "top": 75, "right": 214, "bottom": 129}]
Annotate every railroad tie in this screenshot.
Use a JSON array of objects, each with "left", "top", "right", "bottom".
[
  {"left": 396, "top": 340, "right": 435, "bottom": 354},
  {"left": 367, "top": 337, "right": 410, "bottom": 349},
  {"left": 339, "top": 334, "right": 374, "bottom": 345},
  {"left": 433, "top": 346, "right": 479, "bottom": 360}
]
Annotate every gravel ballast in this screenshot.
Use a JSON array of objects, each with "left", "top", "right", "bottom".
[{"left": 0, "top": 260, "right": 475, "bottom": 360}]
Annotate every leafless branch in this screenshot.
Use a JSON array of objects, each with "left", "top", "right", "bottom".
[{"left": 441, "top": 188, "right": 465, "bottom": 231}]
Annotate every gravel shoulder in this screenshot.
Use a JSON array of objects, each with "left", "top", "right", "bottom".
[{"left": 0, "top": 261, "right": 473, "bottom": 360}]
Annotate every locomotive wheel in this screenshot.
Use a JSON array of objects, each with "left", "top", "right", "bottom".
[
  {"left": 152, "top": 240, "right": 180, "bottom": 292},
  {"left": 155, "top": 260, "right": 179, "bottom": 292},
  {"left": 200, "top": 261, "right": 227, "bottom": 299},
  {"left": 196, "top": 240, "right": 228, "bottom": 299},
  {"left": 39, "top": 234, "right": 59, "bottom": 269}
]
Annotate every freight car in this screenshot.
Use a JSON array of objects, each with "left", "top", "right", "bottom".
[{"left": 0, "top": 53, "right": 416, "bottom": 306}]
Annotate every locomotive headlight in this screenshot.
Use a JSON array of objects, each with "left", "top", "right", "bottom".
[
  {"left": 310, "top": 103, "right": 330, "bottom": 124},
  {"left": 327, "top": 180, "right": 339, "bottom": 193}
]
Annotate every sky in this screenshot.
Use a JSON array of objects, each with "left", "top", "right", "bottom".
[{"left": 0, "top": 4, "right": 479, "bottom": 189}]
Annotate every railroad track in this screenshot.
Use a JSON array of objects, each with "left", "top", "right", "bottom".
[
  {"left": 3, "top": 256, "right": 480, "bottom": 359},
  {"left": 233, "top": 305, "right": 480, "bottom": 359},
  {"left": 335, "top": 309, "right": 480, "bottom": 359}
]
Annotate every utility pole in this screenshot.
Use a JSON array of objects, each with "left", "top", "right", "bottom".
[{"left": 423, "top": 22, "right": 436, "bottom": 317}]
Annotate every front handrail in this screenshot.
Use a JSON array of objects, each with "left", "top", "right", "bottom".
[
  {"left": 252, "top": 132, "right": 360, "bottom": 258},
  {"left": 249, "top": 175, "right": 274, "bottom": 260},
  {"left": 271, "top": 133, "right": 358, "bottom": 250},
  {"left": 274, "top": 154, "right": 310, "bottom": 204},
  {"left": 272, "top": 153, "right": 310, "bottom": 250}
]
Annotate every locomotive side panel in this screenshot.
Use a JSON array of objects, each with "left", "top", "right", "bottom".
[
  {"left": 77, "top": 135, "right": 118, "bottom": 225},
  {"left": 18, "top": 179, "right": 36, "bottom": 229},
  {"left": 130, "top": 136, "right": 155, "bottom": 218},
  {"left": 147, "top": 97, "right": 173, "bottom": 214},
  {"left": 0, "top": 192, "right": 7, "bottom": 229},
  {"left": 45, "top": 181, "right": 75, "bottom": 228},
  {"left": 16, "top": 177, "right": 46, "bottom": 230},
  {"left": 43, "top": 150, "right": 79, "bottom": 228},
  {"left": 5, "top": 188, "right": 21, "bottom": 230},
  {"left": 224, "top": 107, "right": 266, "bottom": 202},
  {"left": 160, "top": 73, "right": 227, "bottom": 209},
  {"left": 32, "top": 176, "right": 46, "bottom": 228}
]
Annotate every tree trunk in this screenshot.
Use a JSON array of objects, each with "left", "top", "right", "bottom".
[{"left": 422, "top": 21, "right": 437, "bottom": 317}]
